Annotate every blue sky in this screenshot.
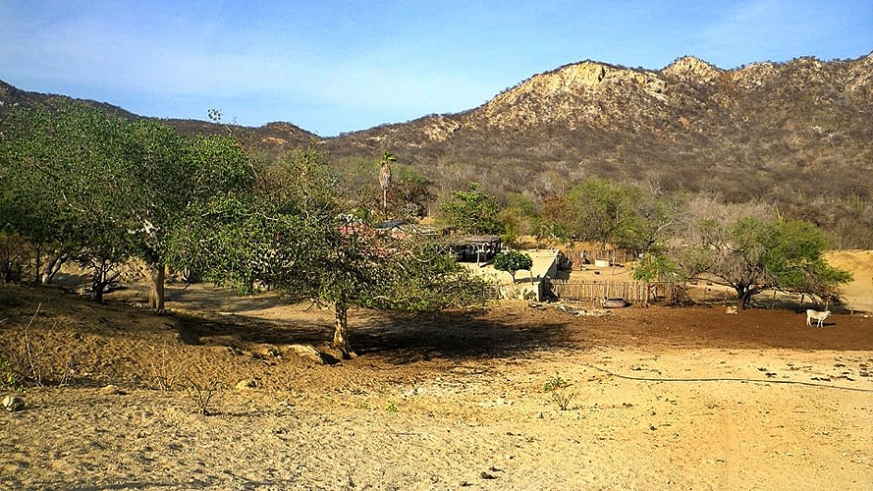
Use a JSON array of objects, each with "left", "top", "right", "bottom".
[{"left": 2, "top": 1, "right": 871, "bottom": 136}]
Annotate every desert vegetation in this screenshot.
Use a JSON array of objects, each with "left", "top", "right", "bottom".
[
  {"left": 0, "top": 101, "right": 496, "bottom": 356},
  {"left": 324, "top": 55, "right": 873, "bottom": 250}
]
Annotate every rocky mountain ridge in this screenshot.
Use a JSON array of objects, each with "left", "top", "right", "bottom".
[
  {"left": 3, "top": 53, "right": 872, "bottom": 207},
  {"left": 325, "top": 53, "right": 872, "bottom": 205}
]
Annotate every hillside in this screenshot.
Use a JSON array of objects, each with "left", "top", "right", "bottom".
[
  {"left": 326, "top": 54, "right": 873, "bottom": 201},
  {"left": 3, "top": 53, "right": 873, "bottom": 243},
  {"left": 0, "top": 80, "right": 319, "bottom": 153}
]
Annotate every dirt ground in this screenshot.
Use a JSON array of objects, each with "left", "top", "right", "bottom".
[{"left": 1, "top": 275, "right": 873, "bottom": 490}]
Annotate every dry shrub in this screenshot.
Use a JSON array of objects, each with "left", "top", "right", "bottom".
[
  {"left": 184, "top": 376, "right": 223, "bottom": 416},
  {"left": 5, "top": 306, "right": 80, "bottom": 387},
  {"left": 149, "top": 341, "right": 189, "bottom": 391}
]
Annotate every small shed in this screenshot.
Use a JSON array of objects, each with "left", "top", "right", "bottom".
[{"left": 447, "top": 235, "right": 502, "bottom": 265}]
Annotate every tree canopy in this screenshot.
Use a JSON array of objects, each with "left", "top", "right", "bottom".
[
  {"left": 677, "top": 217, "right": 852, "bottom": 309},
  {"left": 169, "top": 150, "right": 493, "bottom": 354},
  {"left": 437, "top": 183, "right": 505, "bottom": 235},
  {"left": 493, "top": 251, "right": 533, "bottom": 283},
  {"left": 0, "top": 100, "right": 255, "bottom": 305}
]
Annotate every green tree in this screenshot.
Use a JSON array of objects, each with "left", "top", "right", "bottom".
[
  {"left": 169, "top": 150, "right": 493, "bottom": 355},
  {"left": 345, "top": 159, "right": 434, "bottom": 220},
  {"left": 500, "top": 193, "right": 538, "bottom": 247},
  {"left": 1, "top": 101, "right": 134, "bottom": 299},
  {"left": 1, "top": 101, "right": 255, "bottom": 307},
  {"left": 566, "top": 178, "right": 640, "bottom": 252},
  {"left": 615, "top": 189, "right": 688, "bottom": 256},
  {"left": 679, "top": 217, "right": 852, "bottom": 310},
  {"left": 494, "top": 251, "right": 533, "bottom": 283},
  {"left": 119, "top": 123, "right": 254, "bottom": 311},
  {"left": 534, "top": 195, "right": 573, "bottom": 247},
  {"left": 438, "top": 183, "right": 505, "bottom": 235}
]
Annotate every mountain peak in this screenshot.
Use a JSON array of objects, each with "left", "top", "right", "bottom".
[{"left": 662, "top": 56, "right": 721, "bottom": 81}]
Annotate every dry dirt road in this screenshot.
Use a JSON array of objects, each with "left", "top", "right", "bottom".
[{"left": 1, "top": 284, "right": 872, "bottom": 491}]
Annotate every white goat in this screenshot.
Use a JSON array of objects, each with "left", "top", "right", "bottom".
[{"left": 806, "top": 309, "right": 831, "bottom": 328}]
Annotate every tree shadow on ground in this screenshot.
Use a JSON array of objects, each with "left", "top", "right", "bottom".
[
  {"left": 174, "top": 308, "right": 578, "bottom": 365},
  {"left": 352, "top": 310, "right": 577, "bottom": 364}
]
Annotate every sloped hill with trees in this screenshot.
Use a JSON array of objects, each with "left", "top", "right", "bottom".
[
  {"left": 327, "top": 54, "right": 872, "bottom": 199},
  {"left": 3, "top": 53, "right": 872, "bottom": 246},
  {"left": 0, "top": 81, "right": 319, "bottom": 154},
  {"left": 324, "top": 53, "right": 873, "bottom": 247}
]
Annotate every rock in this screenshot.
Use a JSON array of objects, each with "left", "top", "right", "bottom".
[
  {"left": 601, "top": 297, "right": 629, "bottom": 309},
  {"left": 2, "top": 395, "right": 24, "bottom": 412},
  {"left": 99, "top": 385, "right": 126, "bottom": 395},
  {"left": 235, "top": 379, "right": 257, "bottom": 390},
  {"left": 285, "top": 344, "right": 326, "bottom": 365},
  {"left": 663, "top": 56, "right": 722, "bottom": 83},
  {"left": 251, "top": 344, "right": 282, "bottom": 359}
]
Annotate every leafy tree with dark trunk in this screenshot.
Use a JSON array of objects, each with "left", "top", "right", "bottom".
[
  {"left": 118, "top": 122, "right": 254, "bottom": 311},
  {"left": 678, "top": 217, "right": 851, "bottom": 310},
  {"left": 1, "top": 100, "right": 134, "bottom": 297},
  {"left": 438, "top": 183, "right": 505, "bottom": 235},
  {"left": 615, "top": 187, "right": 688, "bottom": 256},
  {"left": 565, "top": 178, "right": 640, "bottom": 254},
  {"left": 1, "top": 101, "right": 255, "bottom": 309},
  {"left": 169, "top": 150, "right": 493, "bottom": 355}
]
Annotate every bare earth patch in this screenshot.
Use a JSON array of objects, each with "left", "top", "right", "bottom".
[{"left": 1, "top": 283, "right": 872, "bottom": 491}]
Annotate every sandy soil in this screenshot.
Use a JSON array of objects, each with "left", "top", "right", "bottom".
[
  {"left": 1, "top": 279, "right": 873, "bottom": 491},
  {"left": 826, "top": 250, "right": 873, "bottom": 313}
]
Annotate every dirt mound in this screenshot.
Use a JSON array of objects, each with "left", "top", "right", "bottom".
[{"left": 825, "top": 250, "right": 873, "bottom": 312}]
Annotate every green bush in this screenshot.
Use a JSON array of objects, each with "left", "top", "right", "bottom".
[{"left": 494, "top": 251, "right": 533, "bottom": 282}]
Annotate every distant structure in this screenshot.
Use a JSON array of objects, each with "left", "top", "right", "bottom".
[{"left": 447, "top": 234, "right": 502, "bottom": 266}]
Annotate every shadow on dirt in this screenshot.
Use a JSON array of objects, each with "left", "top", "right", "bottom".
[
  {"left": 162, "top": 284, "right": 288, "bottom": 313},
  {"left": 174, "top": 309, "right": 577, "bottom": 364},
  {"left": 353, "top": 310, "right": 577, "bottom": 364}
]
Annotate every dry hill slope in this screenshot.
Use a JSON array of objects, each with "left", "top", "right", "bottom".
[
  {"left": 0, "top": 80, "right": 318, "bottom": 152},
  {"left": 3, "top": 53, "right": 873, "bottom": 242},
  {"left": 327, "top": 54, "right": 873, "bottom": 202}
]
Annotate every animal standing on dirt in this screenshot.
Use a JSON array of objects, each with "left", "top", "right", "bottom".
[{"left": 806, "top": 309, "right": 831, "bottom": 327}]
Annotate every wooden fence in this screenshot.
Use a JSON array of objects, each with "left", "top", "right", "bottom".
[{"left": 546, "top": 279, "right": 678, "bottom": 306}]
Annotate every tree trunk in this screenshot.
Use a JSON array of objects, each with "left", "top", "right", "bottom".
[
  {"left": 735, "top": 287, "right": 752, "bottom": 311},
  {"left": 92, "top": 267, "right": 106, "bottom": 304},
  {"left": 332, "top": 302, "right": 349, "bottom": 355},
  {"left": 43, "top": 253, "right": 68, "bottom": 285},
  {"left": 148, "top": 263, "right": 166, "bottom": 312}
]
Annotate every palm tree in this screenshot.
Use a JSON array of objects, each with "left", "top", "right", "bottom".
[{"left": 378, "top": 151, "right": 395, "bottom": 217}]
